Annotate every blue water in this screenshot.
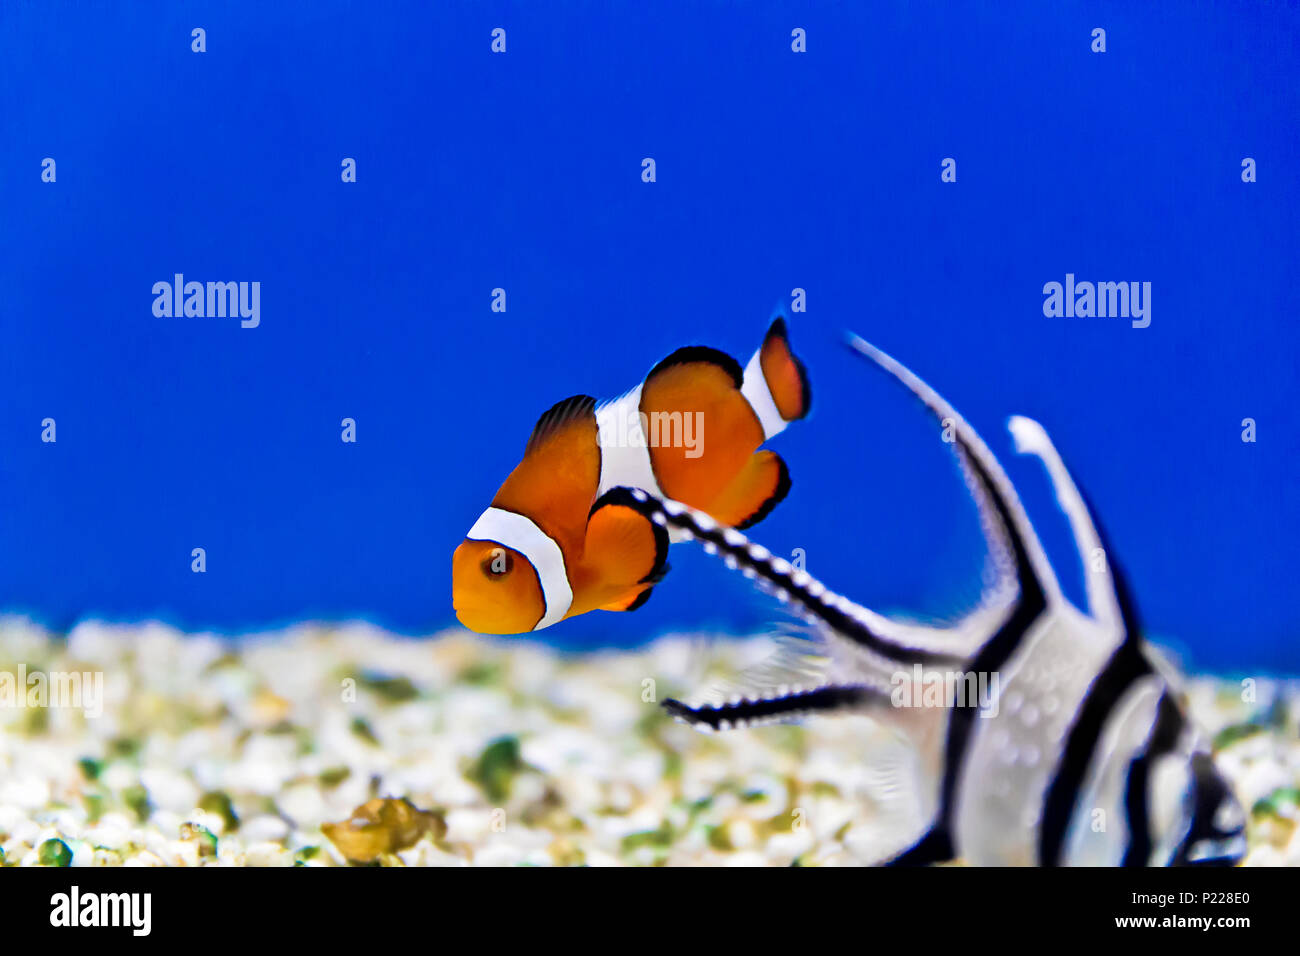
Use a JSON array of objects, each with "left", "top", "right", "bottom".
[{"left": 1, "top": 2, "right": 1296, "bottom": 672}]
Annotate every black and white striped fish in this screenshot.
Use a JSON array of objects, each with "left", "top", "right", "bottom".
[{"left": 626, "top": 335, "right": 1246, "bottom": 867}]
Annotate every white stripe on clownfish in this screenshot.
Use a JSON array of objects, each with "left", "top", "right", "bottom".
[
  {"left": 465, "top": 507, "right": 573, "bottom": 630},
  {"left": 741, "top": 346, "right": 790, "bottom": 441},
  {"left": 595, "top": 343, "right": 799, "bottom": 543}
]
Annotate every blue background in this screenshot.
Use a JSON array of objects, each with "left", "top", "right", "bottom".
[{"left": 2, "top": 1, "right": 1296, "bottom": 672}]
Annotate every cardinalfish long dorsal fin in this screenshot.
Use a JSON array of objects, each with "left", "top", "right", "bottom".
[
  {"left": 490, "top": 394, "right": 600, "bottom": 559},
  {"left": 844, "top": 334, "right": 1061, "bottom": 635}
]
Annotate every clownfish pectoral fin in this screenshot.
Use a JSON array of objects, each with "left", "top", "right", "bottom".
[
  {"left": 582, "top": 487, "right": 670, "bottom": 613},
  {"left": 600, "top": 579, "right": 663, "bottom": 612},
  {"left": 742, "top": 317, "right": 812, "bottom": 439},
  {"left": 707, "top": 449, "right": 791, "bottom": 529}
]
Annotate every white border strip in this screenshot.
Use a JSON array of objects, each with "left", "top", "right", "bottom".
[{"left": 466, "top": 507, "right": 573, "bottom": 630}]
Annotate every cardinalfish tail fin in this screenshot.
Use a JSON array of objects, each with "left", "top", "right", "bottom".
[
  {"left": 582, "top": 487, "right": 670, "bottom": 612},
  {"left": 741, "top": 316, "right": 812, "bottom": 442}
]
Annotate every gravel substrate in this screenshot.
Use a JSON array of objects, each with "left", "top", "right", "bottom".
[{"left": 1, "top": 618, "right": 1297, "bottom": 866}]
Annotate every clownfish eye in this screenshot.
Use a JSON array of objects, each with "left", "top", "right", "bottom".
[{"left": 481, "top": 548, "right": 514, "bottom": 578}]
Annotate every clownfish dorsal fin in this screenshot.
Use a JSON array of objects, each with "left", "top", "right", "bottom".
[
  {"left": 646, "top": 345, "right": 744, "bottom": 388},
  {"left": 525, "top": 394, "right": 597, "bottom": 454},
  {"left": 492, "top": 393, "right": 600, "bottom": 558}
]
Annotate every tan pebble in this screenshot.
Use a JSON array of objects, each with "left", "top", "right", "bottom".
[{"left": 243, "top": 842, "right": 294, "bottom": 867}]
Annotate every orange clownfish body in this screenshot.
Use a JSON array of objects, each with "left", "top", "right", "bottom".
[{"left": 452, "top": 318, "right": 811, "bottom": 634}]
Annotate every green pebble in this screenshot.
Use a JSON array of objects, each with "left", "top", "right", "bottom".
[
  {"left": 1252, "top": 786, "right": 1300, "bottom": 820},
  {"left": 687, "top": 796, "right": 713, "bottom": 821},
  {"left": 357, "top": 672, "right": 420, "bottom": 702},
  {"left": 662, "top": 750, "right": 683, "bottom": 780},
  {"left": 459, "top": 661, "right": 503, "bottom": 686},
  {"left": 38, "top": 838, "right": 72, "bottom": 867},
  {"left": 470, "top": 736, "right": 525, "bottom": 803},
  {"left": 1212, "top": 723, "right": 1263, "bottom": 751},
  {"left": 198, "top": 791, "right": 239, "bottom": 831},
  {"left": 350, "top": 717, "right": 380, "bottom": 746},
  {"left": 123, "top": 784, "right": 152, "bottom": 822},
  {"left": 108, "top": 737, "right": 140, "bottom": 759},
  {"left": 706, "top": 824, "right": 733, "bottom": 851},
  {"left": 84, "top": 793, "right": 106, "bottom": 823},
  {"left": 1271, "top": 786, "right": 1300, "bottom": 806},
  {"left": 318, "top": 766, "right": 351, "bottom": 787},
  {"left": 622, "top": 823, "right": 673, "bottom": 853}
]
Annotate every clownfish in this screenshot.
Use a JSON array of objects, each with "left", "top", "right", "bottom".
[
  {"left": 452, "top": 317, "right": 811, "bottom": 635},
  {"left": 635, "top": 335, "right": 1246, "bottom": 867}
]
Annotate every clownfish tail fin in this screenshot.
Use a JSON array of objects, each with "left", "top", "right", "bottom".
[{"left": 741, "top": 316, "right": 811, "bottom": 440}]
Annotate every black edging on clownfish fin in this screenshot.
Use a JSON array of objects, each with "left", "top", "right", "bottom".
[{"left": 525, "top": 394, "right": 598, "bottom": 455}]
